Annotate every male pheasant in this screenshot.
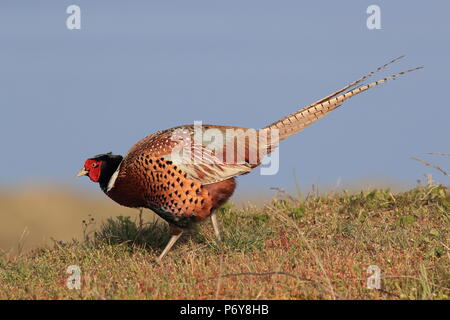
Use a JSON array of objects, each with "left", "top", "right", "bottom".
[{"left": 77, "top": 57, "right": 421, "bottom": 262}]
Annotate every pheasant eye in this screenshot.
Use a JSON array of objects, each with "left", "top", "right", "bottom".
[{"left": 91, "top": 163, "right": 98, "bottom": 168}]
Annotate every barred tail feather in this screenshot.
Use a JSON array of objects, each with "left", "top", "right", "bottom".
[
  {"left": 309, "top": 55, "right": 405, "bottom": 107},
  {"left": 264, "top": 59, "right": 422, "bottom": 142}
]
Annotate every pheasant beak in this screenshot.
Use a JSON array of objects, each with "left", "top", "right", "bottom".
[{"left": 76, "top": 168, "right": 89, "bottom": 177}]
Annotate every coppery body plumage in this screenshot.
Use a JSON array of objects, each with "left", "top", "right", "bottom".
[
  {"left": 77, "top": 57, "right": 421, "bottom": 262},
  {"left": 105, "top": 124, "right": 259, "bottom": 228}
]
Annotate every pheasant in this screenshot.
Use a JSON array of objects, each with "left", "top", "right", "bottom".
[{"left": 77, "top": 57, "right": 421, "bottom": 262}]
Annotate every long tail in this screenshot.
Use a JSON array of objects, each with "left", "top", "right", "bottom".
[{"left": 263, "top": 57, "right": 422, "bottom": 142}]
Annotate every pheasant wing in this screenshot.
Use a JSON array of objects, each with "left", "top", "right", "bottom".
[{"left": 125, "top": 125, "right": 270, "bottom": 185}]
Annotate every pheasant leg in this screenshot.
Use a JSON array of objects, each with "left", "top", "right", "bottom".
[
  {"left": 211, "top": 212, "right": 221, "bottom": 241},
  {"left": 156, "top": 227, "right": 183, "bottom": 263}
]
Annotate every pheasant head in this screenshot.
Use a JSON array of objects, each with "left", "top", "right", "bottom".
[{"left": 77, "top": 153, "right": 123, "bottom": 191}]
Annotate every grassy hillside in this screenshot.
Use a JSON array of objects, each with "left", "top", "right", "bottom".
[{"left": 0, "top": 185, "right": 448, "bottom": 299}]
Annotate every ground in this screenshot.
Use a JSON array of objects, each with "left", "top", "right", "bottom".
[{"left": 0, "top": 185, "right": 448, "bottom": 299}]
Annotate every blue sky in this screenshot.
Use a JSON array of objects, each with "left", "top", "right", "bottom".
[{"left": 0, "top": 1, "right": 448, "bottom": 194}]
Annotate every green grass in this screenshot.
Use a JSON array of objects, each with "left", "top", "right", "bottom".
[{"left": 0, "top": 185, "right": 449, "bottom": 299}]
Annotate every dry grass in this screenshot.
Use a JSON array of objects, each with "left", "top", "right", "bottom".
[{"left": 0, "top": 185, "right": 449, "bottom": 300}]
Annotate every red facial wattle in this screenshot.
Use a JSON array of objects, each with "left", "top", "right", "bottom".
[{"left": 84, "top": 159, "right": 102, "bottom": 182}]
